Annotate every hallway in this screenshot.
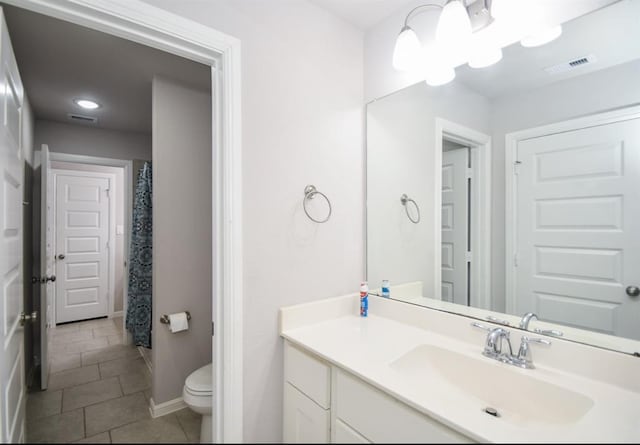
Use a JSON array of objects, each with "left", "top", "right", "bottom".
[{"left": 26, "top": 317, "right": 201, "bottom": 443}]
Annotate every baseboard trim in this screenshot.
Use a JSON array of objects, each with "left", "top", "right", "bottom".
[{"left": 149, "top": 396, "right": 186, "bottom": 418}]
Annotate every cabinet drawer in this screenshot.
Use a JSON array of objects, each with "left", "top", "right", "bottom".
[
  {"left": 283, "top": 382, "right": 329, "bottom": 444},
  {"left": 334, "top": 419, "right": 371, "bottom": 443},
  {"left": 336, "top": 370, "right": 472, "bottom": 443},
  {"left": 284, "top": 341, "right": 330, "bottom": 409}
]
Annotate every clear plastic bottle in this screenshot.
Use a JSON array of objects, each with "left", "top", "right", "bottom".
[{"left": 360, "top": 281, "right": 369, "bottom": 317}]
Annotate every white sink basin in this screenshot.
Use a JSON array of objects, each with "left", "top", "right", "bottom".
[{"left": 389, "top": 344, "right": 594, "bottom": 426}]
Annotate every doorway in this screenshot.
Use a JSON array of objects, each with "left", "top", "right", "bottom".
[
  {"left": 435, "top": 118, "right": 492, "bottom": 310},
  {"left": 441, "top": 140, "right": 472, "bottom": 306},
  {"left": 0, "top": 0, "right": 243, "bottom": 442}
]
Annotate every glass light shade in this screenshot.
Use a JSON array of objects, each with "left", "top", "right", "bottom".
[
  {"left": 436, "top": 0, "right": 472, "bottom": 62},
  {"left": 392, "top": 26, "right": 422, "bottom": 71},
  {"left": 468, "top": 46, "right": 502, "bottom": 68},
  {"left": 423, "top": 45, "right": 455, "bottom": 86},
  {"left": 521, "top": 25, "right": 562, "bottom": 47}
]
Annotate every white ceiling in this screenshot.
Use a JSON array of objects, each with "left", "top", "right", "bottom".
[
  {"left": 3, "top": 4, "right": 211, "bottom": 134},
  {"left": 309, "top": 0, "right": 419, "bottom": 29}
]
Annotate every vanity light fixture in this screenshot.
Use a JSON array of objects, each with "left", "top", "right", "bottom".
[
  {"left": 520, "top": 25, "right": 562, "bottom": 47},
  {"left": 393, "top": 0, "right": 563, "bottom": 84},
  {"left": 74, "top": 98, "right": 100, "bottom": 110}
]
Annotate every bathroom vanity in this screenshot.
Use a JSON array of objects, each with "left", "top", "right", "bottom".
[{"left": 280, "top": 295, "right": 640, "bottom": 443}]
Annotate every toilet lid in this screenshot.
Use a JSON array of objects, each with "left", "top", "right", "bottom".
[{"left": 185, "top": 363, "right": 213, "bottom": 394}]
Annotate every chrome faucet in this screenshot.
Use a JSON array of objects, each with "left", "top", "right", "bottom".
[
  {"left": 519, "top": 312, "right": 538, "bottom": 330},
  {"left": 519, "top": 312, "right": 564, "bottom": 337},
  {"left": 482, "top": 327, "right": 513, "bottom": 359},
  {"left": 472, "top": 322, "right": 551, "bottom": 369}
]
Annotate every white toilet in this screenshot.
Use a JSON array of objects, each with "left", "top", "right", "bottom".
[{"left": 183, "top": 363, "right": 213, "bottom": 443}]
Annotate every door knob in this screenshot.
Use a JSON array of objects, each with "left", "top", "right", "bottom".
[
  {"left": 626, "top": 286, "right": 640, "bottom": 297},
  {"left": 41, "top": 275, "right": 56, "bottom": 283},
  {"left": 20, "top": 311, "right": 38, "bottom": 326},
  {"left": 57, "top": 254, "right": 65, "bottom": 260}
]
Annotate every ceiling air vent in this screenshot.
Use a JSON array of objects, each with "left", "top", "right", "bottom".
[
  {"left": 544, "top": 54, "right": 598, "bottom": 75},
  {"left": 67, "top": 113, "right": 98, "bottom": 124}
]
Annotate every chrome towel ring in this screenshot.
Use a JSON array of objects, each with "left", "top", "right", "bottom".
[
  {"left": 303, "top": 185, "right": 332, "bottom": 223},
  {"left": 400, "top": 194, "right": 420, "bottom": 224}
]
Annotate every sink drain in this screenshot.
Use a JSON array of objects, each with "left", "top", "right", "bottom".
[{"left": 484, "top": 407, "right": 499, "bottom": 417}]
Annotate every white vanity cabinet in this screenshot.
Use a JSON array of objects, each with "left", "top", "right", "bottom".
[
  {"left": 283, "top": 341, "right": 472, "bottom": 444},
  {"left": 283, "top": 341, "right": 331, "bottom": 443}
]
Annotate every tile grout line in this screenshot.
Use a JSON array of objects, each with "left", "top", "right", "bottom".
[
  {"left": 83, "top": 406, "right": 87, "bottom": 440},
  {"left": 174, "top": 411, "right": 191, "bottom": 442},
  {"left": 88, "top": 391, "right": 150, "bottom": 438}
]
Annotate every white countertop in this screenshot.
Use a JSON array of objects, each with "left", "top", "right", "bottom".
[{"left": 280, "top": 297, "right": 640, "bottom": 443}]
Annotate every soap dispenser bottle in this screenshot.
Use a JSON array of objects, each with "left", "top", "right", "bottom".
[{"left": 381, "top": 279, "right": 390, "bottom": 298}]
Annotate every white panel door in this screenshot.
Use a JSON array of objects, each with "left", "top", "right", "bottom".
[
  {"left": 54, "top": 172, "right": 111, "bottom": 324},
  {"left": 441, "top": 147, "right": 468, "bottom": 305},
  {"left": 39, "top": 144, "right": 52, "bottom": 389},
  {"left": 515, "top": 118, "right": 640, "bottom": 339},
  {"left": 0, "top": 8, "right": 26, "bottom": 443}
]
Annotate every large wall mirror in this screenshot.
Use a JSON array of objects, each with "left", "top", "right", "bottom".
[{"left": 366, "top": 0, "right": 640, "bottom": 354}]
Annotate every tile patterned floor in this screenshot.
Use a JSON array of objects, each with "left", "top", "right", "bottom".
[{"left": 26, "top": 317, "right": 201, "bottom": 443}]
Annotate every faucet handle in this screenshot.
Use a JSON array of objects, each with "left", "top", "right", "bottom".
[
  {"left": 486, "top": 315, "right": 510, "bottom": 326},
  {"left": 471, "top": 322, "right": 491, "bottom": 331},
  {"left": 521, "top": 336, "right": 551, "bottom": 346},
  {"left": 533, "top": 328, "right": 564, "bottom": 337},
  {"left": 517, "top": 336, "right": 551, "bottom": 368}
]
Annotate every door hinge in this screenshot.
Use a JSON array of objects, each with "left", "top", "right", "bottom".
[
  {"left": 513, "top": 160, "right": 522, "bottom": 175},
  {"left": 465, "top": 251, "right": 472, "bottom": 262},
  {"left": 105, "top": 188, "right": 110, "bottom": 198},
  {"left": 212, "top": 321, "right": 215, "bottom": 337},
  {"left": 513, "top": 253, "right": 519, "bottom": 267},
  {"left": 465, "top": 168, "right": 473, "bottom": 180}
]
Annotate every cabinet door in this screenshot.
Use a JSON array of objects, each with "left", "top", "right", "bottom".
[
  {"left": 284, "top": 382, "right": 329, "bottom": 443},
  {"left": 334, "top": 419, "right": 371, "bottom": 443}
]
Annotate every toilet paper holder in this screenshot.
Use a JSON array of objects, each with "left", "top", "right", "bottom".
[{"left": 160, "top": 311, "right": 191, "bottom": 324}]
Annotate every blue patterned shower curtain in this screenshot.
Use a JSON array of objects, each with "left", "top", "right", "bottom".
[{"left": 126, "top": 162, "right": 153, "bottom": 348}]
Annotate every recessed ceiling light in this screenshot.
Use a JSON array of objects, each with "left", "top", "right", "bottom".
[{"left": 74, "top": 99, "right": 100, "bottom": 110}]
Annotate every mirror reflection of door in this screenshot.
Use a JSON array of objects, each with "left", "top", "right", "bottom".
[{"left": 441, "top": 140, "right": 470, "bottom": 306}]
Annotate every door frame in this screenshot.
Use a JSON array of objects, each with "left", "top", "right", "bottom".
[
  {"left": 4, "top": 0, "right": 244, "bottom": 441},
  {"left": 49, "top": 165, "right": 118, "bottom": 324},
  {"left": 434, "top": 118, "right": 492, "bottom": 310},
  {"left": 504, "top": 104, "right": 640, "bottom": 314}
]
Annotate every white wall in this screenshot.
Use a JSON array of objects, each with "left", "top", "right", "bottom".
[
  {"left": 142, "top": 1, "right": 363, "bottom": 441},
  {"left": 367, "top": 81, "right": 490, "bottom": 296},
  {"left": 34, "top": 120, "right": 151, "bottom": 161},
  {"left": 152, "top": 76, "right": 212, "bottom": 404}
]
